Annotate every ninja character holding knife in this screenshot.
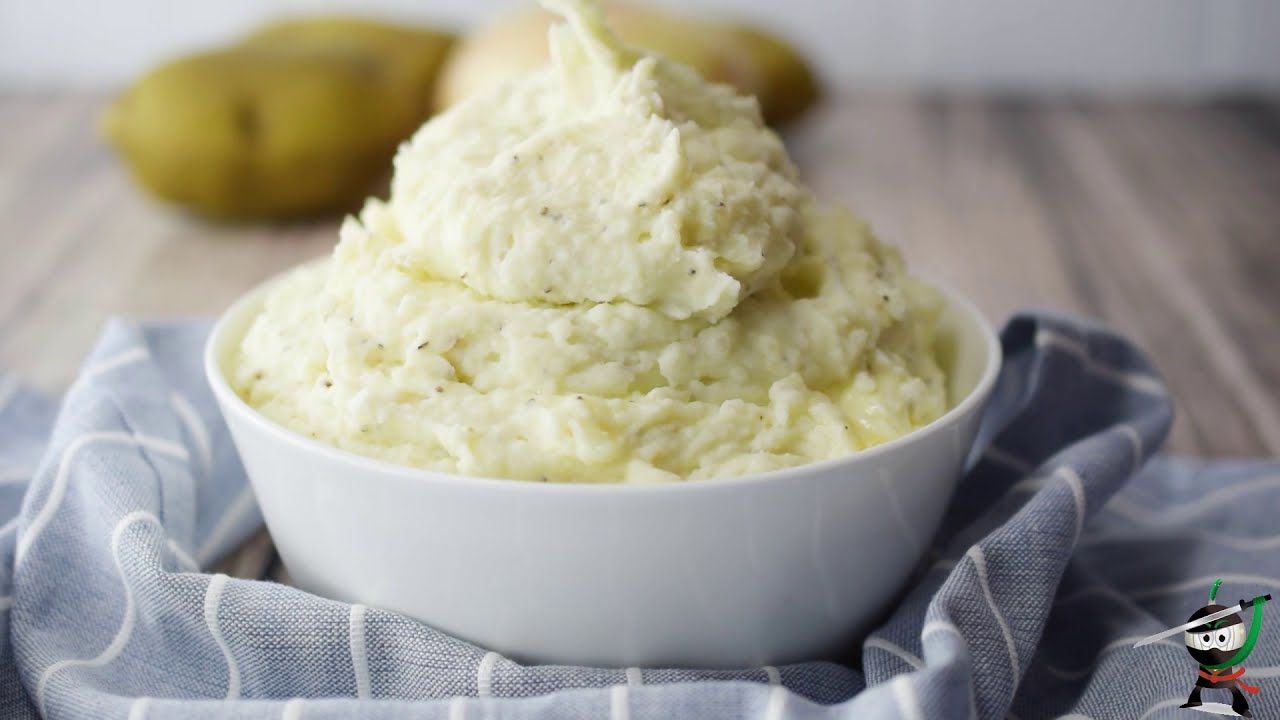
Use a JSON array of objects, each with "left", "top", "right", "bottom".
[{"left": 1134, "top": 579, "right": 1270, "bottom": 717}]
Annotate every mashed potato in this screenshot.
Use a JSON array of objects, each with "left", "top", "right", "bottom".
[{"left": 233, "top": 0, "right": 947, "bottom": 483}]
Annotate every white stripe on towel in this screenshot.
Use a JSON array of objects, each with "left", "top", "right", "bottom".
[
  {"left": 170, "top": 392, "right": 212, "bottom": 480},
  {"left": 126, "top": 696, "right": 150, "bottom": 720},
  {"left": 17, "top": 432, "right": 187, "bottom": 567},
  {"left": 968, "top": 545, "right": 1020, "bottom": 678},
  {"left": 36, "top": 512, "right": 160, "bottom": 715},
  {"left": 1057, "top": 466, "right": 1086, "bottom": 541},
  {"left": 763, "top": 685, "right": 788, "bottom": 720},
  {"left": 204, "top": 573, "right": 240, "bottom": 699},
  {"left": 865, "top": 637, "right": 924, "bottom": 670},
  {"left": 1034, "top": 329, "right": 1165, "bottom": 396},
  {"left": 1116, "top": 423, "right": 1144, "bottom": 474},
  {"left": 890, "top": 676, "right": 923, "bottom": 720},
  {"left": 65, "top": 347, "right": 151, "bottom": 398},
  {"left": 610, "top": 684, "right": 630, "bottom": 720},
  {"left": 349, "top": 604, "right": 371, "bottom": 698},
  {"left": 476, "top": 651, "right": 500, "bottom": 697}
]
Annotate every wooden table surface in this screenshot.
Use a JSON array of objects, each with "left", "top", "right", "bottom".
[{"left": 2, "top": 92, "right": 1278, "bottom": 458}]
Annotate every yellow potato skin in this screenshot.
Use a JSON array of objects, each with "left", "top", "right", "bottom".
[
  {"left": 433, "top": 3, "right": 820, "bottom": 125},
  {"left": 242, "top": 18, "right": 455, "bottom": 116},
  {"left": 102, "top": 20, "right": 454, "bottom": 220},
  {"left": 722, "top": 24, "right": 821, "bottom": 126}
]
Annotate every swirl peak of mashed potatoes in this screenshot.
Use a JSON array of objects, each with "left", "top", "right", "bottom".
[
  {"left": 234, "top": 0, "right": 947, "bottom": 483},
  {"left": 391, "top": 0, "right": 801, "bottom": 322}
]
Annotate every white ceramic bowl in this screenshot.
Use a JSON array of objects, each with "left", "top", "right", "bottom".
[{"left": 205, "top": 270, "right": 1001, "bottom": 669}]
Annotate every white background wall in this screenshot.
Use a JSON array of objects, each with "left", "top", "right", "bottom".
[{"left": 2, "top": 0, "right": 1278, "bottom": 93}]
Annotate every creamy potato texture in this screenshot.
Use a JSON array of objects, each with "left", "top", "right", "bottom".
[{"left": 234, "top": 0, "right": 948, "bottom": 483}]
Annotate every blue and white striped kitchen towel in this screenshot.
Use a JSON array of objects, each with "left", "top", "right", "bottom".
[{"left": 0, "top": 312, "right": 1276, "bottom": 719}]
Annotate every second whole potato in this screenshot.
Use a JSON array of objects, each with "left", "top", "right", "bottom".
[{"left": 434, "top": 2, "right": 821, "bottom": 125}]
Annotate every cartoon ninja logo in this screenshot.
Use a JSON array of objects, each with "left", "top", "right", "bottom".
[{"left": 1179, "top": 580, "right": 1269, "bottom": 717}]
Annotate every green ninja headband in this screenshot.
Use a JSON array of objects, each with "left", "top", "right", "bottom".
[{"left": 1199, "top": 579, "right": 1268, "bottom": 671}]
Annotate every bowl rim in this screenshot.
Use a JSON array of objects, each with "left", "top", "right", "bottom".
[{"left": 204, "top": 263, "right": 1003, "bottom": 496}]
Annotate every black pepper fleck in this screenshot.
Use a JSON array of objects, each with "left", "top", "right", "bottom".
[
  {"left": 435, "top": 385, "right": 444, "bottom": 393},
  {"left": 638, "top": 202, "right": 648, "bottom": 208},
  {"left": 689, "top": 269, "right": 696, "bottom": 275},
  {"left": 716, "top": 201, "right": 725, "bottom": 208},
  {"left": 417, "top": 341, "right": 429, "bottom": 350},
  {"left": 324, "top": 380, "right": 333, "bottom": 388},
  {"left": 539, "top": 475, "right": 549, "bottom": 483},
  {"left": 540, "top": 206, "right": 549, "bottom": 216}
]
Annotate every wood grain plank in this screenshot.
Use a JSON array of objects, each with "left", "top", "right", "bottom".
[
  {"left": 970, "top": 102, "right": 1205, "bottom": 453},
  {"left": 0, "top": 94, "right": 339, "bottom": 391},
  {"left": 0, "top": 94, "right": 89, "bottom": 177},
  {"left": 1130, "top": 103, "right": 1280, "bottom": 401},
  {"left": 1044, "top": 102, "right": 1280, "bottom": 455},
  {"left": 787, "top": 96, "right": 1089, "bottom": 322}
]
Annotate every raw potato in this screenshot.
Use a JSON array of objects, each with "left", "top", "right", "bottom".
[
  {"left": 242, "top": 18, "right": 455, "bottom": 116},
  {"left": 433, "top": 3, "right": 820, "bottom": 125},
  {"left": 102, "top": 19, "right": 454, "bottom": 220},
  {"left": 722, "top": 24, "right": 821, "bottom": 126}
]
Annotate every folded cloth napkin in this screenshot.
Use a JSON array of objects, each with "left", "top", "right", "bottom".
[{"left": 0, "top": 312, "right": 1275, "bottom": 719}]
